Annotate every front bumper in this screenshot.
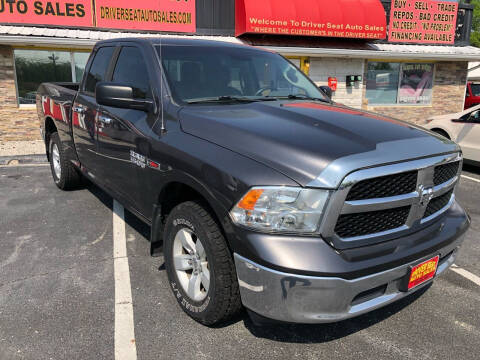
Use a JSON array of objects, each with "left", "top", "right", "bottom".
[{"left": 234, "top": 236, "right": 463, "bottom": 324}]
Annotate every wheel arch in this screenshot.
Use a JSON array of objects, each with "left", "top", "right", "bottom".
[
  {"left": 44, "top": 116, "right": 57, "bottom": 160},
  {"left": 430, "top": 127, "right": 451, "bottom": 140},
  {"left": 150, "top": 176, "right": 233, "bottom": 256}
]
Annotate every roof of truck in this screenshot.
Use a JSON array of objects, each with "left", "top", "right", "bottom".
[{"left": 96, "top": 37, "right": 252, "bottom": 49}]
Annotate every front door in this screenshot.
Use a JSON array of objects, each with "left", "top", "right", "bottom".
[{"left": 96, "top": 46, "right": 156, "bottom": 214}]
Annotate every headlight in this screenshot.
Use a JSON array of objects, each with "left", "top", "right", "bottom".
[{"left": 229, "top": 186, "right": 330, "bottom": 233}]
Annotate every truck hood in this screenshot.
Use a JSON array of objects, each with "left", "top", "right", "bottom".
[{"left": 179, "top": 101, "right": 460, "bottom": 188}]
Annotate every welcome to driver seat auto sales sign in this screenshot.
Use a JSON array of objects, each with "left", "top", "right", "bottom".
[
  {"left": 0, "top": 0, "right": 196, "bottom": 33},
  {"left": 388, "top": 0, "right": 458, "bottom": 44}
]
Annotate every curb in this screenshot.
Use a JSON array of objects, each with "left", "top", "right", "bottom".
[{"left": 0, "top": 154, "right": 48, "bottom": 166}]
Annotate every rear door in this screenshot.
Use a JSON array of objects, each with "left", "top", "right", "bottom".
[
  {"left": 95, "top": 45, "right": 156, "bottom": 212},
  {"left": 73, "top": 46, "right": 116, "bottom": 176}
]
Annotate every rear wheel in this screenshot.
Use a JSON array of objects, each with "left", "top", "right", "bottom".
[
  {"left": 164, "top": 201, "right": 242, "bottom": 325},
  {"left": 49, "top": 132, "right": 81, "bottom": 190}
]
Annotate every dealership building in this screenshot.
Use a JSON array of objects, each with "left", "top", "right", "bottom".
[{"left": 0, "top": 0, "right": 479, "bottom": 141}]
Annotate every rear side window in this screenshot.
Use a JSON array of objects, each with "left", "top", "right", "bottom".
[
  {"left": 112, "top": 47, "right": 151, "bottom": 99},
  {"left": 84, "top": 46, "right": 114, "bottom": 93}
]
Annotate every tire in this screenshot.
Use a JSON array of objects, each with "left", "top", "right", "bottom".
[
  {"left": 164, "top": 201, "right": 242, "bottom": 325},
  {"left": 49, "top": 132, "right": 81, "bottom": 190},
  {"left": 432, "top": 129, "right": 450, "bottom": 140}
]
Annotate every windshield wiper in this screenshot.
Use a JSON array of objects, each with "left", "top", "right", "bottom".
[
  {"left": 283, "top": 94, "right": 331, "bottom": 103},
  {"left": 186, "top": 96, "right": 272, "bottom": 104}
]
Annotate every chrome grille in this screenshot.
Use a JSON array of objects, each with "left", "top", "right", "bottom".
[
  {"left": 346, "top": 171, "right": 417, "bottom": 201},
  {"left": 319, "top": 153, "right": 462, "bottom": 247},
  {"left": 423, "top": 189, "right": 454, "bottom": 219},
  {"left": 433, "top": 161, "right": 460, "bottom": 186},
  {"left": 335, "top": 206, "right": 410, "bottom": 238}
]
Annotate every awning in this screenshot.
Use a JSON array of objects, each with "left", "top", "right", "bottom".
[
  {"left": 262, "top": 42, "right": 480, "bottom": 61},
  {"left": 1, "top": 25, "right": 479, "bottom": 62},
  {"left": 235, "top": 0, "right": 387, "bottom": 40}
]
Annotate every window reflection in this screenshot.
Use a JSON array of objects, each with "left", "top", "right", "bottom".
[{"left": 14, "top": 49, "right": 90, "bottom": 105}]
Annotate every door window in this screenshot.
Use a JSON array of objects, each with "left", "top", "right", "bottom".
[
  {"left": 469, "top": 110, "right": 480, "bottom": 123},
  {"left": 112, "top": 47, "right": 152, "bottom": 99},
  {"left": 471, "top": 84, "right": 480, "bottom": 97},
  {"left": 84, "top": 47, "right": 115, "bottom": 94}
]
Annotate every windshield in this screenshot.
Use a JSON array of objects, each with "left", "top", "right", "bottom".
[{"left": 156, "top": 44, "right": 327, "bottom": 103}]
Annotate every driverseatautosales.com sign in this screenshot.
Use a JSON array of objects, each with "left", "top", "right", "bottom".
[{"left": 0, "top": 0, "right": 196, "bottom": 33}]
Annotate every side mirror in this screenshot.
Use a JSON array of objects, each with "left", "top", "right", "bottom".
[
  {"left": 319, "top": 85, "right": 333, "bottom": 99},
  {"left": 96, "top": 82, "right": 152, "bottom": 112}
]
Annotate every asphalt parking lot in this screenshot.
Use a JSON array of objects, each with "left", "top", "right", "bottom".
[{"left": 1, "top": 163, "right": 479, "bottom": 360}]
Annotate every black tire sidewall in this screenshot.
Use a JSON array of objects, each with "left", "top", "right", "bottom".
[{"left": 164, "top": 204, "right": 221, "bottom": 323}]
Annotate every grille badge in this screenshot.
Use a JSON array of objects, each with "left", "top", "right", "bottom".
[{"left": 418, "top": 185, "right": 434, "bottom": 207}]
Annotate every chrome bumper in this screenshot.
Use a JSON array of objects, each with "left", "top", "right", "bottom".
[{"left": 234, "top": 245, "right": 460, "bottom": 324}]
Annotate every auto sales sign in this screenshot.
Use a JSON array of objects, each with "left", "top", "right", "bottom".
[
  {"left": 0, "top": 0, "right": 196, "bottom": 33},
  {"left": 0, "top": 0, "right": 93, "bottom": 27},
  {"left": 95, "top": 0, "right": 195, "bottom": 33},
  {"left": 388, "top": 0, "right": 458, "bottom": 44}
]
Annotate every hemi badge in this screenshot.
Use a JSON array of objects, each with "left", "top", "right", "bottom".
[{"left": 149, "top": 160, "right": 159, "bottom": 169}]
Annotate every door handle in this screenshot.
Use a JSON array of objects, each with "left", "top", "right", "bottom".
[
  {"left": 72, "top": 106, "right": 86, "bottom": 114},
  {"left": 98, "top": 115, "right": 113, "bottom": 125}
]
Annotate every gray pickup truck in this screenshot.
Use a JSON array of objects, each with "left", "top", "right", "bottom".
[{"left": 37, "top": 38, "right": 470, "bottom": 325}]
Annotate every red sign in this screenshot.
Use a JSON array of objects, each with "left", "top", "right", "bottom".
[
  {"left": 328, "top": 77, "right": 338, "bottom": 92},
  {"left": 389, "top": 0, "right": 457, "bottom": 44},
  {"left": 95, "top": 0, "right": 195, "bottom": 33},
  {"left": 407, "top": 256, "right": 439, "bottom": 290},
  {"left": 236, "top": 0, "right": 387, "bottom": 40},
  {"left": 0, "top": 0, "right": 93, "bottom": 27}
]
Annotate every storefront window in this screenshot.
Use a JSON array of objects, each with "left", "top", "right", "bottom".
[
  {"left": 14, "top": 49, "right": 90, "bottom": 105},
  {"left": 366, "top": 62, "right": 434, "bottom": 105},
  {"left": 366, "top": 62, "right": 400, "bottom": 105}
]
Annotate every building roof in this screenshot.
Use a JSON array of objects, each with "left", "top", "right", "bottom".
[
  {"left": 0, "top": 25, "right": 242, "bottom": 48},
  {"left": 1, "top": 25, "right": 480, "bottom": 61},
  {"left": 263, "top": 42, "right": 480, "bottom": 61}
]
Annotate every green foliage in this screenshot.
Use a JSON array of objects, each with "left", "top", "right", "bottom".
[{"left": 469, "top": 0, "right": 480, "bottom": 47}]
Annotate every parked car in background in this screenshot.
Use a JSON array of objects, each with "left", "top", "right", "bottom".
[
  {"left": 465, "top": 82, "right": 480, "bottom": 109},
  {"left": 425, "top": 105, "right": 480, "bottom": 165}
]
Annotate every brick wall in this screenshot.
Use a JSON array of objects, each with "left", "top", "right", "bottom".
[
  {"left": 309, "top": 57, "right": 364, "bottom": 109},
  {"left": 364, "top": 61, "right": 468, "bottom": 124},
  {"left": 0, "top": 45, "right": 39, "bottom": 141}
]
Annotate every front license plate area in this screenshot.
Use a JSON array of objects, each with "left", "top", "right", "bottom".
[{"left": 401, "top": 255, "right": 440, "bottom": 291}]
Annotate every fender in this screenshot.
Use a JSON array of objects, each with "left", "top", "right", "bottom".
[{"left": 150, "top": 170, "right": 234, "bottom": 256}]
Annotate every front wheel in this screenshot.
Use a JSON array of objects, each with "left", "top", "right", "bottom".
[
  {"left": 163, "top": 201, "right": 242, "bottom": 325},
  {"left": 49, "top": 132, "right": 81, "bottom": 190}
]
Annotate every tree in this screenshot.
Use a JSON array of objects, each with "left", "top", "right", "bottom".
[{"left": 466, "top": 0, "right": 480, "bottom": 47}]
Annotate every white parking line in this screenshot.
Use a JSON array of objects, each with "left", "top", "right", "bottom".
[
  {"left": 451, "top": 264, "right": 480, "bottom": 287},
  {"left": 461, "top": 175, "right": 480, "bottom": 184},
  {"left": 113, "top": 200, "right": 137, "bottom": 360},
  {"left": 0, "top": 163, "right": 50, "bottom": 168}
]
